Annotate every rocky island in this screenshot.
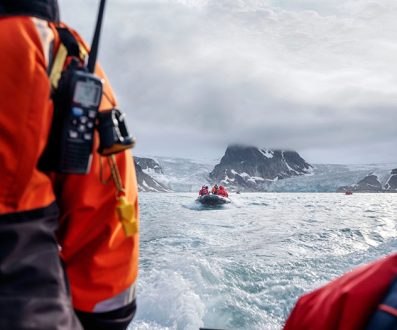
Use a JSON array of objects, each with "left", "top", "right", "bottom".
[{"left": 209, "top": 145, "right": 313, "bottom": 191}]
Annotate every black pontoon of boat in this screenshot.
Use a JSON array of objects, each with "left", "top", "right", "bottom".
[{"left": 196, "top": 194, "right": 231, "bottom": 206}]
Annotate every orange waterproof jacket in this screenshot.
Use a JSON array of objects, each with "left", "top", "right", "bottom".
[{"left": 0, "top": 16, "right": 139, "bottom": 313}]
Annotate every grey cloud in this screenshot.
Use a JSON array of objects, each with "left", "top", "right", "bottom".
[{"left": 59, "top": 0, "right": 397, "bottom": 163}]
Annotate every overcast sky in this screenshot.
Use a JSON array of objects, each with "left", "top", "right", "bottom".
[{"left": 58, "top": 0, "right": 397, "bottom": 164}]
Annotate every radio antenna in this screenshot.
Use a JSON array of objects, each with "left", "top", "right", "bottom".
[{"left": 87, "top": 0, "right": 106, "bottom": 73}]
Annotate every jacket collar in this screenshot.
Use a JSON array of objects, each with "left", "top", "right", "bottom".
[{"left": 0, "top": 0, "right": 60, "bottom": 23}]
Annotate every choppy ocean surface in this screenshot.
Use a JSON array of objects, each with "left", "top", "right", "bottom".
[{"left": 129, "top": 193, "right": 397, "bottom": 330}]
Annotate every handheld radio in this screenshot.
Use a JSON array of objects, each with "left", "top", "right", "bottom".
[{"left": 40, "top": 0, "right": 107, "bottom": 174}]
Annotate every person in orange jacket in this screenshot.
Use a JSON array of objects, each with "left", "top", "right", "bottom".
[{"left": 0, "top": 1, "right": 138, "bottom": 329}]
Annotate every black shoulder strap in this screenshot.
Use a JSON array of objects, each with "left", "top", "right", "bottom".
[{"left": 56, "top": 27, "right": 80, "bottom": 58}]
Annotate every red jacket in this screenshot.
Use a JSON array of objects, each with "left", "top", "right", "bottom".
[
  {"left": 199, "top": 188, "right": 209, "bottom": 196},
  {"left": 284, "top": 253, "right": 397, "bottom": 330},
  {"left": 218, "top": 189, "right": 228, "bottom": 197}
]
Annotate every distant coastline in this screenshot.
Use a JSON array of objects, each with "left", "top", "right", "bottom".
[{"left": 134, "top": 145, "right": 397, "bottom": 193}]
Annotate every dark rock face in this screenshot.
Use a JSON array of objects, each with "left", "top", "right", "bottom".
[
  {"left": 134, "top": 157, "right": 163, "bottom": 174},
  {"left": 209, "top": 145, "right": 312, "bottom": 191},
  {"left": 385, "top": 169, "right": 397, "bottom": 191},
  {"left": 134, "top": 160, "right": 171, "bottom": 192},
  {"left": 355, "top": 174, "right": 383, "bottom": 192},
  {"left": 337, "top": 174, "right": 383, "bottom": 193}
]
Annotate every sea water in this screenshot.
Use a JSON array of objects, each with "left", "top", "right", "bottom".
[{"left": 129, "top": 193, "right": 397, "bottom": 330}]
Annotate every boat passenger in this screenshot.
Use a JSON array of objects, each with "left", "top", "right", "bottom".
[
  {"left": 218, "top": 186, "right": 229, "bottom": 198},
  {"left": 199, "top": 186, "right": 209, "bottom": 196},
  {"left": 212, "top": 184, "right": 219, "bottom": 195}
]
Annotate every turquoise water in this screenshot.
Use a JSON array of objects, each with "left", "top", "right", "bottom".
[{"left": 129, "top": 193, "right": 397, "bottom": 330}]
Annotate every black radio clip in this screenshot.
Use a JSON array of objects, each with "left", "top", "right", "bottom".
[
  {"left": 39, "top": 0, "right": 134, "bottom": 174},
  {"left": 97, "top": 109, "right": 135, "bottom": 156}
]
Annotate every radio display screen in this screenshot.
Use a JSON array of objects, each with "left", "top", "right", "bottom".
[{"left": 74, "top": 81, "right": 101, "bottom": 107}]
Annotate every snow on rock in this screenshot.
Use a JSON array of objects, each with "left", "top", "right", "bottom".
[
  {"left": 137, "top": 156, "right": 216, "bottom": 192},
  {"left": 135, "top": 157, "right": 163, "bottom": 175},
  {"left": 134, "top": 159, "right": 172, "bottom": 192},
  {"left": 384, "top": 169, "right": 397, "bottom": 191},
  {"left": 259, "top": 149, "right": 274, "bottom": 159}
]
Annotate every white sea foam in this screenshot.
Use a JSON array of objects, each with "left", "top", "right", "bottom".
[{"left": 130, "top": 192, "right": 397, "bottom": 330}]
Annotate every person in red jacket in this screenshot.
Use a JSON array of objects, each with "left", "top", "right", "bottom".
[
  {"left": 0, "top": 1, "right": 139, "bottom": 329},
  {"left": 218, "top": 186, "right": 229, "bottom": 197},
  {"left": 199, "top": 185, "right": 209, "bottom": 196}
]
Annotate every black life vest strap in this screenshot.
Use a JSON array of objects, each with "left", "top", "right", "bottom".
[{"left": 56, "top": 27, "right": 81, "bottom": 59}]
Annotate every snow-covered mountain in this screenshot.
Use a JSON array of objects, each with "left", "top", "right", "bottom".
[
  {"left": 134, "top": 158, "right": 172, "bottom": 192},
  {"left": 209, "top": 145, "right": 313, "bottom": 191},
  {"left": 133, "top": 156, "right": 216, "bottom": 192},
  {"left": 135, "top": 157, "right": 163, "bottom": 175},
  {"left": 141, "top": 157, "right": 215, "bottom": 192}
]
